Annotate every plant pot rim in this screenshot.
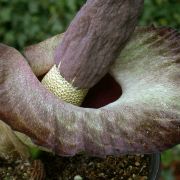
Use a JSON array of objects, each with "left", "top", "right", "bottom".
[{"left": 149, "top": 153, "right": 161, "bottom": 180}]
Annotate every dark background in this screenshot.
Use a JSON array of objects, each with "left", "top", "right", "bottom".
[
  {"left": 0, "top": 0, "right": 180, "bottom": 179},
  {"left": 0, "top": 0, "right": 179, "bottom": 49}
]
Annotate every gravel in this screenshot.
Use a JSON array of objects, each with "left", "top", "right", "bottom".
[{"left": 0, "top": 153, "right": 150, "bottom": 180}]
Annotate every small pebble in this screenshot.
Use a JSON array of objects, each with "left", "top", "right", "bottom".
[
  {"left": 97, "top": 163, "right": 101, "bottom": 168},
  {"left": 7, "top": 167, "right": 12, "bottom": 171},
  {"left": 24, "top": 162, "right": 30, "bottom": 166},
  {"left": 123, "top": 160, "right": 127, "bottom": 164},
  {"left": 23, "top": 173, "right": 28, "bottom": 177},
  {"left": 141, "top": 176, "right": 148, "bottom": 180},
  {"left": 98, "top": 173, "right": 105, "bottom": 177},
  {"left": 74, "top": 175, "right": 83, "bottom": 180},
  {"left": 135, "top": 162, "right": 140, "bottom": 166},
  {"left": 88, "top": 162, "right": 94, "bottom": 166}
]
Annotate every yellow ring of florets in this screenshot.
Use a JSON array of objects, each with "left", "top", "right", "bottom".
[{"left": 41, "top": 65, "right": 88, "bottom": 106}]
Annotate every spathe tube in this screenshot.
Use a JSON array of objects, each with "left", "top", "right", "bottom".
[
  {"left": 25, "top": 0, "right": 144, "bottom": 89},
  {"left": 24, "top": 0, "right": 144, "bottom": 106},
  {"left": 0, "top": 27, "right": 180, "bottom": 157}
]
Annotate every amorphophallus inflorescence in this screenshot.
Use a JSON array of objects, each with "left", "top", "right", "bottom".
[{"left": 0, "top": 0, "right": 180, "bottom": 161}]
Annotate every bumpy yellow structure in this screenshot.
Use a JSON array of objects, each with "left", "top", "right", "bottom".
[{"left": 41, "top": 65, "right": 88, "bottom": 106}]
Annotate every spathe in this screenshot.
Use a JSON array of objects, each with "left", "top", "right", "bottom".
[
  {"left": 24, "top": 0, "right": 144, "bottom": 89},
  {"left": 0, "top": 120, "right": 30, "bottom": 159},
  {"left": 0, "top": 27, "right": 180, "bottom": 157}
]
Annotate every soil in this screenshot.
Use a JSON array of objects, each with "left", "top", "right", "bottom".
[
  {"left": 0, "top": 155, "right": 45, "bottom": 180},
  {"left": 0, "top": 152, "right": 150, "bottom": 180}
]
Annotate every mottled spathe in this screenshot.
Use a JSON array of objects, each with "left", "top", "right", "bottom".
[{"left": 0, "top": 27, "right": 179, "bottom": 157}]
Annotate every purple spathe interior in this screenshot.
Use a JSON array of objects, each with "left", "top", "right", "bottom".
[{"left": 82, "top": 73, "right": 122, "bottom": 108}]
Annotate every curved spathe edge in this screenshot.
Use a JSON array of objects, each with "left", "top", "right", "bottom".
[{"left": 0, "top": 26, "right": 180, "bottom": 156}]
